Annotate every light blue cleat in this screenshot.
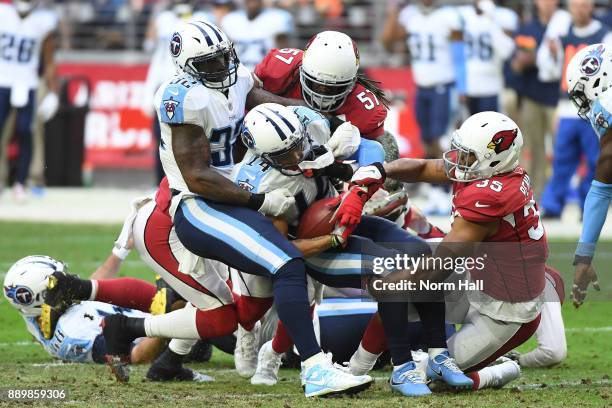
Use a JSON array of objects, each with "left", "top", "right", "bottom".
[
  {"left": 389, "top": 361, "right": 432, "bottom": 397},
  {"left": 426, "top": 350, "right": 473, "bottom": 389},
  {"left": 301, "top": 353, "right": 373, "bottom": 398}
]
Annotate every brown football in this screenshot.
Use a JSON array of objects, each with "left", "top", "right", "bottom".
[{"left": 296, "top": 197, "right": 339, "bottom": 239}]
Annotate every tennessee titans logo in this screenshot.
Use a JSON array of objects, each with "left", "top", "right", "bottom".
[
  {"left": 487, "top": 129, "right": 518, "bottom": 154},
  {"left": 4, "top": 285, "right": 34, "bottom": 305},
  {"left": 163, "top": 97, "right": 179, "bottom": 120},
  {"left": 580, "top": 45, "right": 604, "bottom": 76},
  {"left": 238, "top": 180, "right": 254, "bottom": 191},
  {"left": 241, "top": 127, "right": 255, "bottom": 149},
  {"left": 170, "top": 33, "right": 182, "bottom": 57},
  {"left": 595, "top": 112, "right": 609, "bottom": 129}
]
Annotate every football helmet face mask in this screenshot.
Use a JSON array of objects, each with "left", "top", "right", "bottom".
[
  {"left": 241, "top": 103, "right": 313, "bottom": 176},
  {"left": 566, "top": 43, "right": 612, "bottom": 119},
  {"left": 300, "top": 31, "right": 360, "bottom": 112},
  {"left": 3, "top": 255, "right": 66, "bottom": 317},
  {"left": 171, "top": 21, "right": 239, "bottom": 91},
  {"left": 443, "top": 111, "right": 523, "bottom": 182}
]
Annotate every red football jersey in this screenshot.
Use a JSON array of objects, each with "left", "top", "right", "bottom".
[
  {"left": 254, "top": 48, "right": 388, "bottom": 139},
  {"left": 452, "top": 167, "right": 547, "bottom": 302},
  {"left": 155, "top": 176, "right": 172, "bottom": 215}
]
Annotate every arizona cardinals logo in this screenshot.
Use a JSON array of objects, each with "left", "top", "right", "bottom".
[
  {"left": 487, "top": 129, "right": 518, "bottom": 154},
  {"left": 580, "top": 45, "right": 604, "bottom": 76},
  {"left": 163, "top": 97, "right": 179, "bottom": 120}
]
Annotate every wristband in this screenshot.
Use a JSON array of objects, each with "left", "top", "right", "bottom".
[
  {"left": 573, "top": 254, "right": 592, "bottom": 266},
  {"left": 330, "top": 235, "right": 343, "bottom": 249},
  {"left": 112, "top": 245, "right": 131, "bottom": 261},
  {"left": 247, "top": 193, "right": 265, "bottom": 210}
]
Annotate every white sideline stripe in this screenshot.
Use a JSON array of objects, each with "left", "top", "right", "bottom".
[{"left": 565, "top": 326, "right": 612, "bottom": 332}]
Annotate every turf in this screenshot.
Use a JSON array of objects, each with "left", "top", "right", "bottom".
[{"left": 0, "top": 221, "right": 610, "bottom": 407}]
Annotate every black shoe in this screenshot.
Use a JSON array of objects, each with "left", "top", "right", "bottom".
[
  {"left": 44, "top": 271, "right": 91, "bottom": 310},
  {"left": 102, "top": 314, "right": 138, "bottom": 383},
  {"left": 146, "top": 365, "right": 214, "bottom": 382},
  {"left": 184, "top": 340, "right": 213, "bottom": 363}
]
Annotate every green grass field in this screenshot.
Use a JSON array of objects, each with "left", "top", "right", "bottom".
[{"left": 0, "top": 221, "right": 610, "bottom": 407}]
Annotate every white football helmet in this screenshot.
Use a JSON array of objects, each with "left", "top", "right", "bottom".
[
  {"left": 566, "top": 43, "right": 612, "bottom": 119},
  {"left": 300, "top": 31, "right": 360, "bottom": 112},
  {"left": 443, "top": 111, "right": 523, "bottom": 182},
  {"left": 170, "top": 20, "right": 239, "bottom": 90},
  {"left": 13, "top": 0, "right": 39, "bottom": 15},
  {"left": 241, "top": 103, "right": 312, "bottom": 175},
  {"left": 3, "top": 255, "right": 66, "bottom": 317}
]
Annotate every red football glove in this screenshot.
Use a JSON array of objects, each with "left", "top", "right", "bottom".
[{"left": 331, "top": 185, "right": 370, "bottom": 227}]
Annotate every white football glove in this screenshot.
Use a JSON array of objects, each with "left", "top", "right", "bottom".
[
  {"left": 258, "top": 188, "right": 295, "bottom": 217},
  {"left": 38, "top": 92, "right": 60, "bottom": 122},
  {"left": 325, "top": 121, "right": 360, "bottom": 159}
]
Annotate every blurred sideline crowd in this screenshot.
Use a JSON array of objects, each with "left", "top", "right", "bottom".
[{"left": 0, "top": 0, "right": 611, "bottom": 221}]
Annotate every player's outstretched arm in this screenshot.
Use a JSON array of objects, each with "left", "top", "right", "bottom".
[
  {"left": 572, "top": 130, "right": 612, "bottom": 307},
  {"left": 384, "top": 158, "right": 450, "bottom": 184},
  {"left": 246, "top": 86, "right": 306, "bottom": 110}
]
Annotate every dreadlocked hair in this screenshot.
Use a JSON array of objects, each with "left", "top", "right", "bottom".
[{"left": 356, "top": 74, "right": 391, "bottom": 109}]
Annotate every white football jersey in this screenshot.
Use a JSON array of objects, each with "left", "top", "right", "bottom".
[
  {"left": 460, "top": 6, "right": 515, "bottom": 96},
  {"left": 221, "top": 8, "right": 294, "bottom": 70},
  {"left": 154, "top": 64, "right": 254, "bottom": 194},
  {"left": 398, "top": 5, "right": 462, "bottom": 87},
  {"left": 0, "top": 4, "right": 58, "bottom": 89},
  {"left": 24, "top": 301, "right": 147, "bottom": 363}
]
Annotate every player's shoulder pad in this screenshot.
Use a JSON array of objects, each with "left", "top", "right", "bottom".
[
  {"left": 343, "top": 84, "right": 387, "bottom": 138},
  {"left": 454, "top": 180, "right": 506, "bottom": 222},
  {"left": 158, "top": 74, "right": 209, "bottom": 125},
  {"left": 254, "top": 48, "right": 303, "bottom": 92}
]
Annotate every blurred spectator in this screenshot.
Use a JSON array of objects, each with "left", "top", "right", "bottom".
[
  {"left": 0, "top": 1, "right": 59, "bottom": 201},
  {"left": 460, "top": 0, "right": 515, "bottom": 115},
  {"left": 511, "top": 0, "right": 561, "bottom": 198},
  {"left": 380, "top": 0, "right": 463, "bottom": 159},
  {"left": 493, "top": 0, "right": 521, "bottom": 122},
  {"left": 537, "top": 0, "right": 612, "bottom": 218},
  {"left": 142, "top": 0, "right": 212, "bottom": 183},
  {"left": 221, "top": 0, "right": 294, "bottom": 70},
  {"left": 209, "top": 0, "right": 235, "bottom": 24}
]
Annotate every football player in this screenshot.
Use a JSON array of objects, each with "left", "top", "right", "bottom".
[
  {"left": 381, "top": 0, "right": 464, "bottom": 159},
  {"left": 368, "top": 111, "right": 547, "bottom": 384},
  {"left": 232, "top": 103, "right": 473, "bottom": 396},
  {"left": 221, "top": 0, "right": 293, "bottom": 70},
  {"left": 564, "top": 44, "right": 612, "bottom": 307},
  {"left": 459, "top": 0, "right": 516, "bottom": 114},
  {"left": 3, "top": 255, "right": 211, "bottom": 381},
  {"left": 0, "top": 0, "right": 58, "bottom": 200},
  {"left": 99, "top": 21, "right": 373, "bottom": 397}
]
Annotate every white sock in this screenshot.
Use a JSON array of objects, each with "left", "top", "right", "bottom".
[
  {"left": 475, "top": 366, "right": 494, "bottom": 389},
  {"left": 303, "top": 351, "right": 325, "bottom": 370},
  {"left": 428, "top": 348, "right": 447, "bottom": 359},
  {"left": 352, "top": 343, "right": 380, "bottom": 368},
  {"left": 169, "top": 338, "right": 198, "bottom": 356},
  {"left": 144, "top": 307, "right": 200, "bottom": 339},
  {"left": 475, "top": 361, "right": 520, "bottom": 389},
  {"left": 89, "top": 280, "right": 98, "bottom": 301}
]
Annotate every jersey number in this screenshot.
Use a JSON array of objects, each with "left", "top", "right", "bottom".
[
  {"left": 274, "top": 48, "right": 300, "bottom": 65},
  {"left": 0, "top": 34, "right": 35, "bottom": 63},
  {"left": 357, "top": 90, "right": 380, "bottom": 110},
  {"left": 523, "top": 199, "right": 544, "bottom": 240},
  {"left": 210, "top": 118, "right": 244, "bottom": 167},
  {"left": 475, "top": 179, "right": 503, "bottom": 192},
  {"left": 408, "top": 33, "right": 435, "bottom": 62},
  {"left": 465, "top": 32, "right": 493, "bottom": 61}
]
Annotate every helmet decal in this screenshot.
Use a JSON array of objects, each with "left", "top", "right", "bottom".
[
  {"left": 580, "top": 44, "right": 604, "bottom": 76},
  {"left": 241, "top": 126, "right": 256, "bottom": 149},
  {"left": 170, "top": 32, "right": 182, "bottom": 57},
  {"left": 4, "top": 285, "right": 34, "bottom": 306},
  {"left": 163, "top": 97, "right": 179, "bottom": 120},
  {"left": 487, "top": 129, "right": 518, "bottom": 154}
]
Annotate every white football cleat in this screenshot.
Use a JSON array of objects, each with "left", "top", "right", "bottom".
[
  {"left": 251, "top": 340, "right": 283, "bottom": 386},
  {"left": 301, "top": 352, "right": 373, "bottom": 397},
  {"left": 488, "top": 357, "right": 521, "bottom": 388},
  {"left": 234, "top": 322, "right": 260, "bottom": 378}
]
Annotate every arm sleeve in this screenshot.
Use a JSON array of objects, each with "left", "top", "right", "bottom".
[
  {"left": 575, "top": 180, "right": 612, "bottom": 258},
  {"left": 518, "top": 301, "right": 566, "bottom": 367}
]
